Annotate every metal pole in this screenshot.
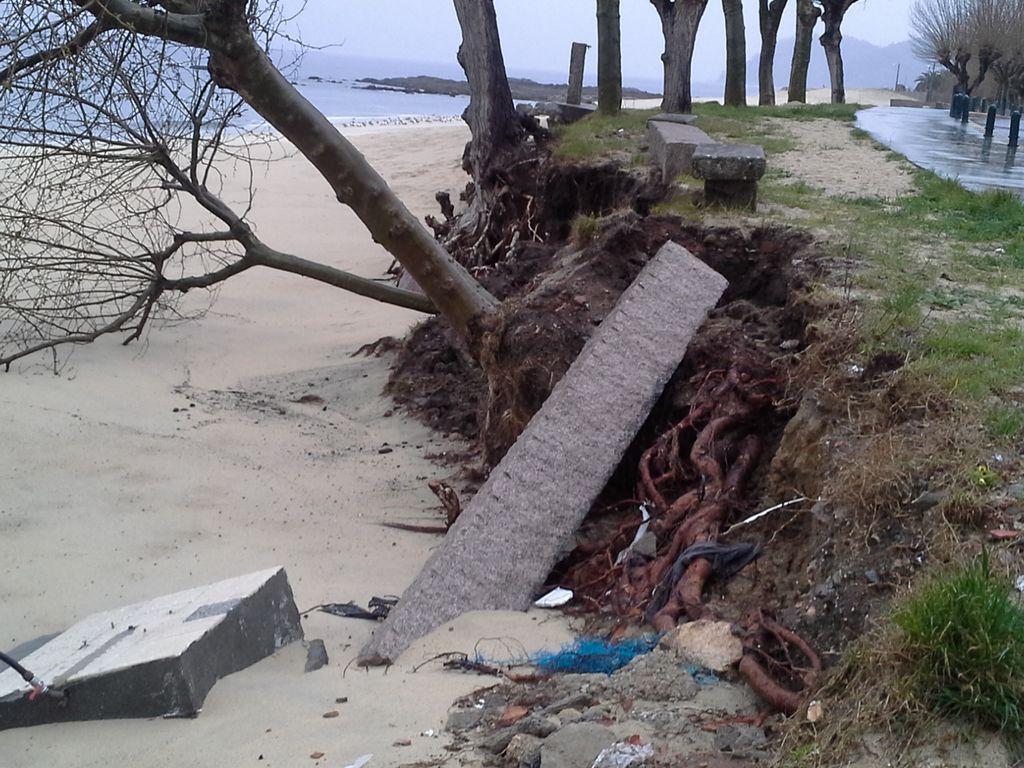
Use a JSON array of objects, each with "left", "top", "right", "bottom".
[
  {"left": 961, "top": 96, "right": 970, "bottom": 124},
  {"left": 949, "top": 89, "right": 958, "bottom": 118},
  {"left": 1010, "top": 111, "right": 1021, "bottom": 149}
]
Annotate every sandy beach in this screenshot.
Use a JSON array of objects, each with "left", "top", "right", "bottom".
[{"left": 0, "top": 122, "right": 573, "bottom": 767}]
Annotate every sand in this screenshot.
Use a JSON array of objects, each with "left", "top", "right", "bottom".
[{"left": 0, "top": 122, "right": 573, "bottom": 767}]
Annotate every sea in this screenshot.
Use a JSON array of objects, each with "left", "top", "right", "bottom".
[{"left": 247, "top": 51, "right": 665, "bottom": 128}]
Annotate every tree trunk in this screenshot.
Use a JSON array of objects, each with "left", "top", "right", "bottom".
[
  {"left": 653, "top": 0, "right": 710, "bottom": 113},
  {"left": 452, "top": 0, "right": 522, "bottom": 190},
  {"left": 787, "top": 0, "right": 819, "bottom": 102},
  {"left": 758, "top": 0, "right": 787, "bottom": 106},
  {"left": 597, "top": 0, "right": 623, "bottom": 115},
  {"left": 819, "top": 3, "right": 845, "bottom": 104},
  {"left": 206, "top": 14, "right": 497, "bottom": 341},
  {"left": 722, "top": 0, "right": 746, "bottom": 106}
]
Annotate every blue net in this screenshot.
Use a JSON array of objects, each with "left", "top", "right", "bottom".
[{"left": 528, "top": 635, "right": 661, "bottom": 675}]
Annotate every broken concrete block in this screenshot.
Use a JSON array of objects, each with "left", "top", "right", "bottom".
[
  {"left": 659, "top": 619, "right": 743, "bottom": 672},
  {"left": 358, "top": 242, "right": 727, "bottom": 665},
  {"left": 0, "top": 567, "right": 302, "bottom": 730},
  {"left": 648, "top": 121, "right": 716, "bottom": 180},
  {"left": 540, "top": 722, "right": 617, "bottom": 768}
]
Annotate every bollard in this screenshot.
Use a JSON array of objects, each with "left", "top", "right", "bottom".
[
  {"left": 949, "top": 90, "right": 958, "bottom": 118},
  {"left": 985, "top": 104, "right": 997, "bottom": 137},
  {"left": 961, "top": 96, "right": 970, "bottom": 124},
  {"left": 1011, "top": 111, "right": 1021, "bottom": 149}
]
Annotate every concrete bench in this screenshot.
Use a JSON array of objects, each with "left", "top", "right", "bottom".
[
  {"left": 690, "top": 143, "right": 766, "bottom": 211},
  {"left": 647, "top": 118, "right": 716, "bottom": 180}
]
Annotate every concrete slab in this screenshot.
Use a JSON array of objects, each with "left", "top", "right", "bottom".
[
  {"left": 648, "top": 121, "right": 716, "bottom": 180},
  {"left": 690, "top": 143, "right": 767, "bottom": 182},
  {"left": 0, "top": 567, "right": 302, "bottom": 730},
  {"left": 359, "top": 242, "right": 728, "bottom": 664},
  {"left": 648, "top": 113, "right": 699, "bottom": 126}
]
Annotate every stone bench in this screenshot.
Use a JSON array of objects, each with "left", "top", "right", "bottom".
[
  {"left": 690, "top": 143, "right": 766, "bottom": 211},
  {"left": 647, "top": 118, "right": 716, "bottom": 180}
]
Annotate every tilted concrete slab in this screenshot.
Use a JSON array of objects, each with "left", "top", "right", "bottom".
[
  {"left": 0, "top": 567, "right": 302, "bottom": 730},
  {"left": 359, "top": 242, "right": 728, "bottom": 665},
  {"left": 647, "top": 113, "right": 699, "bottom": 126},
  {"left": 690, "top": 143, "right": 767, "bottom": 181},
  {"left": 648, "top": 121, "right": 716, "bottom": 180}
]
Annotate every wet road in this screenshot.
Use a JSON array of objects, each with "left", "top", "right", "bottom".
[{"left": 856, "top": 106, "right": 1024, "bottom": 199}]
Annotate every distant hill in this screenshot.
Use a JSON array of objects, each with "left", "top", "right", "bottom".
[{"left": 695, "top": 37, "right": 930, "bottom": 96}]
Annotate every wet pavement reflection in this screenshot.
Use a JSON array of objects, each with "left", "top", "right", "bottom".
[{"left": 855, "top": 107, "right": 1023, "bottom": 199}]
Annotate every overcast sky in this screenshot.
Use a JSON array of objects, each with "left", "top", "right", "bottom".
[{"left": 288, "top": 1, "right": 915, "bottom": 84}]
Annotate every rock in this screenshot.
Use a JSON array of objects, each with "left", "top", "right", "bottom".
[
  {"left": 557, "top": 707, "right": 582, "bottom": 723},
  {"left": 659, "top": 620, "right": 743, "bottom": 672},
  {"left": 713, "top": 723, "right": 768, "bottom": 753},
  {"left": 506, "top": 733, "right": 544, "bottom": 768},
  {"left": 304, "top": 639, "right": 329, "bottom": 672},
  {"left": 445, "top": 707, "right": 484, "bottom": 734},
  {"left": 480, "top": 715, "right": 561, "bottom": 754},
  {"left": 539, "top": 723, "right": 617, "bottom": 768},
  {"left": 609, "top": 650, "right": 699, "bottom": 702}
]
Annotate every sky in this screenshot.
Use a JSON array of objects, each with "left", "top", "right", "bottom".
[{"left": 287, "top": 0, "right": 917, "bottom": 86}]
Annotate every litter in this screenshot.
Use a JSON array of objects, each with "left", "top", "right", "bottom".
[
  {"left": 614, "top": 504, "right": 652, "bottom": 565},
  {"left": 591, "top": 741, "right": 655, "bottom": 768},
  {"left": 317, "top": 596, "right": 398, "bottom": 621},
  {"left": 532, "top": 636, "right": 660, "bottom": 675},
  {"left": 647, "top": 542, "right": 761, "bottom": 622},
  {"left": 534, "top": 587, "right": 574, "bottom": 608},
  {"left": 342, "top": 754, "right": 373, "bottom": 768},
  {"left": 1016, "top": 575, "right": 1024, "bottom": 592}
]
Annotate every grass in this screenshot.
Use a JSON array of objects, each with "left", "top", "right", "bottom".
[{"left": 893, "top": 554, "right": 1024, "bottom": 734}]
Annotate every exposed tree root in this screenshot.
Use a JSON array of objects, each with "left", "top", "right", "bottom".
[{"left": 738, "top": 611, "right": 821, "bottom": 715}]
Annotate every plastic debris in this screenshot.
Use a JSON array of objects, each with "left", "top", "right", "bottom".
[
  {"left": 534, "top": 587, "right": 574, "bottom": 608},
  {"left": 318, "top": 596, "right": 397, "bottom": 621},
  {"left": 614, "top": 504, "right": 652, "bottom": 565},
  {"left": 342, "top": 754, "right": 372, "bottom": 768},
  {"left": 532, "top": 636, "right": 660, "bottom": 675},
  {"left": 1016, "top": 575, "right": 1024, "bottom": 593},
  {"left": 684, "top": 663, "right": 720, "bottom": 686},
  {"left": 591, "top": 741, "right": 655, "bottom": 768}
]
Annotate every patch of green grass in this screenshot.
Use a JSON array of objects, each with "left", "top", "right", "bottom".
[
  {"left": 894, "top": 554, "right": 1024, "bottom": 734},
  {"left": 551, "top": 109, "right": 657, "bottom": 161},
  {"left": 985, "top": 405, "right": 1024, "bottom": 441},
  {"left": 693, "top": 101, "right": 861, "bottom": 123},
  {"left": 913, "top": 322, "right": 1024, "bottom": 398},
  {"left": 569, "top": 213, "right": 600, "bottom": 247},
  {"left": 897, "top": 172, "right": 1024, "bottom": 246}
]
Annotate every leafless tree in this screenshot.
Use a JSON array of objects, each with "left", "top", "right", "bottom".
[
  {"left": 0, "top": 0, "right": 498, "bottom": 369},
  {"left": 910, "top": 0, "right": 1009, "bottom": 96},
  {"left": 650, "top": 0, "right": 710, "bottom": 113}
]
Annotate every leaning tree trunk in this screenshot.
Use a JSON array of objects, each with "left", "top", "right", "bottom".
[
  {"left": 205, "top": 10, "right": 497, "bottom": 340},
  {"left": 597, "top": 0, "right": 623, "bottom": 115},
  {"left": 788, "top": 0, "right": 820, "bottom": 102},
  {"left": 722, "top": 0, "right": 747, "bottom": 106},
  {"left": 452, "top": 0, "right": 523, "bottom": 197},
  {"left": 654, "top": 0, "right": 710, "bottom": 113},
  {"left": 758, "top": 0, "right": 787, "bottom": 105}
]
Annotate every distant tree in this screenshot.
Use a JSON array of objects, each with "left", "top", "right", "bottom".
[
  {"left": 910, "top": 0, "right": 1006, "bottom": 96},
  {"left": 722, "top": 0, "right": 747, "bottom": 105},
  {"left": 650, "top": 0, "right": 711, "bottom": 113},
  {"left": 817, "top": 0, "right": 865, "bottom": 104},
  {"left": 0, "top": 0, "right": 498, "bottom": 368},
  {"left": 758, "top": 0, "right": 789, "bottom": 105},
  {"left": 787, "top": 0, "right": 821, "bottom": 102},
  {"left": 914, "top": 68, "right": 947, "bottom": 101},
  {"left": 597, "top": 0, "right": 623, "bottom": 115}
]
